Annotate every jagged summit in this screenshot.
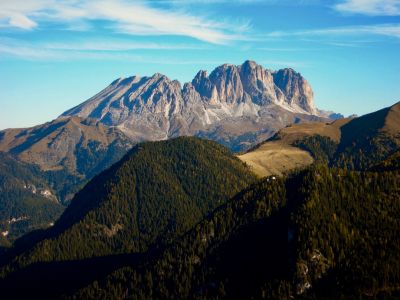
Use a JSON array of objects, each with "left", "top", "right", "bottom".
[{"left": 61, "top": 61, "right": 328, "bottom": 151}]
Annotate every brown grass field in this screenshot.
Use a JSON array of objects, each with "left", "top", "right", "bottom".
[{"left": 238, "top": 141, "right": 314, "bottom": 177}]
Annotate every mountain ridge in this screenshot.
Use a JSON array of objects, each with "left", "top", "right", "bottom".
[
  {"left": 0, "top": 102, "right": 399, "bottom": 298},
  {"left": 0, "top": 61, "right": 339, "bottom": 241},
  {"left": 61, "top": 60, "right": 332, "bottom": 151},
  {"left": 0, "top": 116, "right": 133, "bottom": 202},
  {"left": 239, "top": 101, "right": 400, "bottom": 176},
  {"left": 0, "top": 137, "right": 255, "bottom": 276}
]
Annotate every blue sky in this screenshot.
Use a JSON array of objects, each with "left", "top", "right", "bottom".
[{"left": 0, "top": 0, "right": 399, "bottom": 129}]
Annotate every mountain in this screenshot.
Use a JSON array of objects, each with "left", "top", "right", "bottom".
[
  {"left": 239, "top": 102, "right": 400, "bottom": 175},
  {"left": 334, "top": 101, "right": 400, "bottom": 169},
  {"left": 71, "top": 165, "right": 400, "bottom": 300},
  {"left": 66, "top": 165, "right": 400, "bottom": 300},
  {"left": 0, "top": 116, "right": 133, "bottom": 202},
  {"left": 0, "top": 137, "right": 255, "bottom": 278},
  {"left": 0, "top": 61, "right": 333, "bottom": 241},
  {"left": 317, "top": 109, "right": 345, "bottom": 120},
  {"left": 0, "top": 99, "right": 399, "bottom": 298},
  {"left": 0, "top": 153, "right": 64, "bottom": 246},
  {"left": 1, "top": 162, "right": 399, "bottom": 299},
  {"left": 238, "top": 117, "right": 350, "bottom": 176},
  {"left": 61, "top": 60, "right": 329, "bottom": 151}
]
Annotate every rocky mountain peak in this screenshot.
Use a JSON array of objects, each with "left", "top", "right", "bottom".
[
  {"left": 238, "top": 60, "right": 278, "bottom": 106},
  {"left": 189, "top": 61, "right": 315, "bottom": 111},
  {"left": 206, "top": 63, "right": 244, "bottom": 104},
  {"left": 272, "top": 68, "right": 316, "bottom": 114},
  {"left": 61, "top": 60, "right": 329, "bottom": 150},
  {"left": 242, "top": 60, "right": 258, "bottom": 68},
  {"left": 151, "top": 72, "right": 170, "bottom": 82},
  {"left": 192, "top": 70, "right": 212, "bottom": 98},
  {"left": 192, "top": 70, "right": 208, "bottom": 85}
]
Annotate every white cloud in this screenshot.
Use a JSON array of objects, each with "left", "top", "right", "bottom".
[
  {"left": 165, "top": 0, "right": 320, "bottom": 5},
  {"left": 0, "top": 0, "right": 247, "bottom": 44},
  {"left": 258, "top": 59, "right": 310, "bottom": 68},
  {"left": 334, "top": 0, "right": 400, "bottom": 16},
  {"left": 0, "top": 41, "right": 220, "bottom": 64},
  {"left": 90, "top": 1, "right": 240, "bottom": 44},
  {"left": 45, "top": 40, "right": 205, "bottom": 51},
  {"left": 266, "top": 24, "right": 400, "bottom": 39},
  {"left": 0, "top": 43, "right": 57, "bottom": 59},
  {"left": 0, "top": 37, "right": 206, "bottom": 61},
  {"left": 8, "top": 14, "right": 37, "bottom": 29},
  {"left": 256, "top": 47, "right": 314, "bottom": 51}
]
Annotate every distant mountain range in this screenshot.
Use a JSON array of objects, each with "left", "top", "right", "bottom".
[
  {"left": 1, "top": 60, "right": 399, "bottom": 299},
  {"left": 0, "top": 60, "right": 341, "bottom": 241},
  {"left": 61, "top": 60, "right": 336, "bottom": 151},
  {"left": 0, "top": 101, "right": 399, "bottom": 298}
]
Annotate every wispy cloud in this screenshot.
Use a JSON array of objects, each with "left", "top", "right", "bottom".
[
  {"left": 325, "top": 41, "right": 371, "bottom": 47},
  {"left": 0, "top": 43, "right": 56, "bottom": 59},
  {"left": 165, "top": 0, "right": 321, "bottom": 5},
  {"left": 266, "top": 24, "right": 400, "bottom": 39},
  {"left": 0, "top": 37, "right": 206, "bottom": 61},
  {"left": 334, "top": 0, "right": 400, "bottom": 16},
  {"left": 256, "top": 47, "right": 316, "bottom": 52},
  {"left": 0, "top": 41, "right": 149, "bottom": 62},
  {"left": 45, "top": 40, "right": 206, "bottom": 51},
  {"left": 258, "top": 59, "right": 310, "bottom": 68},
  {"left": 0, "top": 0, "right": 248, "bottom": 44},
  {"left": 0, "top": 41, "right": 224, "bottom": 65}
]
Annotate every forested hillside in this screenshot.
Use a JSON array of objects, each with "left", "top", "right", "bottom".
[
  {"left": 0, "top": 153, "right": 64, "bottom": 246},
  {"left": 71, "top": 165, "right": 400, "bottom": 299},
  {"left": 242, "top": 102, "right": 400, "bottom": 175},
  {"left": 0, "top": 117, "right": 133, "bottom": 204},
  {"left": 0, "top": 122, "right": 399, "bottom": 299},
  {"left": 0, "top": 162, "right": 398, "bottom": 299},
  {"left": 0, "top": 137, "right": 256, "bottom": 280}
]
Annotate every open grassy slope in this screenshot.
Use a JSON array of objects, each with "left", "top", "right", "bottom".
[
  {"left": 237, "top": 141, "right": 313, "bottom": 177},
  {"left": 239, "top": 102, "right": 400, "bottom": 176}
]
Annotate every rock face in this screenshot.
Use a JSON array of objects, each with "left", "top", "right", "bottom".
[
  {"left": 272, "top": 68, "right": 316, "bottom": 115},
  {"left": 62, "top": 60, "right": 326, "bottom": 151}
]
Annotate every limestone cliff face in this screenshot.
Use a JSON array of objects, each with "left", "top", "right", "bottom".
[
  {"left": 190, "top": 61, "right": 315, "bottom": 112},
  {"left": 61, "top": 60, "right": 325, "bottom": 151},
  {"left": 272, "top": 68, "right": 316, "bottom": 115}
]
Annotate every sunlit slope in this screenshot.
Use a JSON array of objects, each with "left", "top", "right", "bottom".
[
  {"left": 237, "top": 141, "right": 313, "bottom": 177},
  {"left": 239, "top": 101, "right": 400, "bottom": 176},
  {"left": 238, "top": 118, "right": 350, "bottom": 176}
]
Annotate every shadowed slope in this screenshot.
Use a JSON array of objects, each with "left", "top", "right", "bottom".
[
  {"left": 0, "top": 153, "right": 64, "bottom": 244},
  {"left": 0, "top": 137, "right": 255, "bottom": 278},
  {"left": 0, "top": 117, "right": 133, "bottom": 202}
]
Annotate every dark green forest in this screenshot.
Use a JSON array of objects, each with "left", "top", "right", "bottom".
[
  {"left": 0, "top": 132, "right": 130, "bottom": 244},
  {"left": 0, "top": 153, "right": 64, "bottom": 246},
  {"left": 0, "top": 137, "right": 255, "bottom": 277},
  {"left": 0, "top": 131, "right": 399, "bottom": 299},
  {"left": 68, "top": 165, "right": 400, "bottom": 300}
]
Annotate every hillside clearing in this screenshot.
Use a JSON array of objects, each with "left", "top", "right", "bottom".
[{"left": 238, "top": 141, "right": 313, "bottom": 177}]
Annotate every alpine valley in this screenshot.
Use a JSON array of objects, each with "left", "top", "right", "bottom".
[{"left": 0, "top": 61, "right": 399, "bottom": 299}]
